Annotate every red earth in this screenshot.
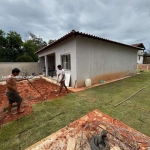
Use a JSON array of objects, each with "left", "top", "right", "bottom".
[
  {"left": 27, "top": 110, "right": 150, "bottom": 150},
  {"left": 0, "top": 78, "right": 67, "bottom": 127}
]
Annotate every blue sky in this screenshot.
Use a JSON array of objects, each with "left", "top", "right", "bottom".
[{"left": 0, "top": 0, "right": 150, "bottom": 50}]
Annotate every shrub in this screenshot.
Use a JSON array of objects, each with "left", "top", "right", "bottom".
[{"left": 17, "top": 55, "right": 34, "bottom": 62}]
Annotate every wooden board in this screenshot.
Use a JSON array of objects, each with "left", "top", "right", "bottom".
[
  {"left": 66, "top": 138, "right": 76, "bottom": 150},
  {"left": 65, "top": 74, "right": 70, "bottom": 87}
]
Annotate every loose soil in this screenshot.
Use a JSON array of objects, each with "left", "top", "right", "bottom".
[
  {"left": 0, "top": 78, "right": 67, "bottom": 126},
  {"left": 26, "top": 110, "right": 150, "bottom": 150}
]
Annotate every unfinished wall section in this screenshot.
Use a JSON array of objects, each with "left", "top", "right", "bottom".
[{"left": 0, "top": 62, "right": 40, "bottom": 81}]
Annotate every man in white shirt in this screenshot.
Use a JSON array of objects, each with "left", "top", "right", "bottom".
[{"left": 57, "top": 65, "right": 68, "bottom": 96}]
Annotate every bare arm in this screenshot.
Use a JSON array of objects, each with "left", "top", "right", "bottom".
[{"left": 6, "top": 78, "right": 18, "bottom": 93}]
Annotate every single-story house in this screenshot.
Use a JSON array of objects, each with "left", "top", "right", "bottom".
[
  {"left": 35, "top": 30, "right": 143, "bottom": 88},
  {"left": 131, "top": 43, "right": 145, "bottom": 64}
]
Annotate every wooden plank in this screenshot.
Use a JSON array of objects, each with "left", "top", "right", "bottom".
[
  {"left": 65, "top": 73, "right": 70, "bottom": 87},
  {"left": 115, "top": 83, "right": 150, "bottom": 107},
  {"left": 66, "top": 138, "right": 76, "bottom": 150},
  {"left": 25, "top": 130, "right": 62, "bottom": 150}
]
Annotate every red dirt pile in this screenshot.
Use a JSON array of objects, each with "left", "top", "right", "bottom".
[
  {"left": 26, "top": 110, "right": 150, "bottom": 150},
  {"left": 0, "top": 78, "right": 66, "bottom": 126}
]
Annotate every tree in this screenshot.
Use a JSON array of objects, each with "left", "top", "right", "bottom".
[
  {"left": 23, "top": 41, "right": 38, "bottom": 62},
  {"left": 147, "top": 48, "right": 150, "bottom": 54},
  {"left": 27, "top": 32, "right": 47, "bottom": 50},
  {"left": 6, "top": 31, "right": 23, "bottom": 60},
  {"left": 22, "top": 32, "right": 47, "bottom": 61},
  {"left": 48, "top": 39, "right": 56, "bottom": 45},
  {"left": 0, "top": 30, "right": 7, "bottom": 61},
  {"left": 0, "top": 30, "right": 23, "bottom": 62},
  {"left": 0, "top": 48, "right": 6, "bottom": 61},
  {"left": 6, "top": 31, "right": 23, "bottom": 50},
  {"left": 143, "top": 48, "right": 150, "bottom": 64},
  {"left": 0, "top": 30, "right": 48, "bottom": 62},
  {"left": 0, "top": 30, "right": 6, "bottom": 48},
  {"left": 17, "top": 55, "right": 34, "bottom": 62}
]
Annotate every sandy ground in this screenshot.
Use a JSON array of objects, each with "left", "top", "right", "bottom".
[{"left": 0, "top": 78, "right": 67, "bottom": 126}]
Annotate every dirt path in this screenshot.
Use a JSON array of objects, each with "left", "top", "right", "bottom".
[{"left": 0, "top": 78, "right": 67, "bottom": 127}]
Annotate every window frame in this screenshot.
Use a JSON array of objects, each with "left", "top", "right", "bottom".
[{"left": 60, "top": 53, "right": 71, "bottom": 71}]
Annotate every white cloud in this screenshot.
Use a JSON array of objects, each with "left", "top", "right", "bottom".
[{"left": 0, "top": 0, "right": 150, "bottom": 49}]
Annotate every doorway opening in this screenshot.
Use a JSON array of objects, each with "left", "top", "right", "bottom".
[{"left": 47, "top": 53, "right": 56, "bottom": 77}]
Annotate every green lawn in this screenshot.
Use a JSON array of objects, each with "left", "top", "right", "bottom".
[{"left": 1, "top": 72, "right": 150, "bottom": 150}]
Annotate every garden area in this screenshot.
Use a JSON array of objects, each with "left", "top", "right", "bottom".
[{"left": 0, "top": 71, "right": 150, "bottom": 149}]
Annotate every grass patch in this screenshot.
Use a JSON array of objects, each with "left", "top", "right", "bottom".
[
  {"left": 137, "top": 69, "right": 150, "bottom": 73},
  {"left": 1, "top": 72, "right": 150, "bottom": 149}
]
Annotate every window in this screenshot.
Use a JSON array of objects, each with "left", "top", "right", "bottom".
[
  {"left": 139, "top": 56, "right": 140, "bottom": 60},
  {"left": 61, "top": 54, "right": 71, "bottom": 70}
]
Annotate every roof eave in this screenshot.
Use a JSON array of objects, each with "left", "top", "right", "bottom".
[
  {"left": 35, "top": 30, "right": 143, "bottom": 54},
  {"left": 35, "top": 32, "right": 75, "bottom": 54}
]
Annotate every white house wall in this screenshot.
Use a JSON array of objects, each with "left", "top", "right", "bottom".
[
  {"left": 137, "top": 50, "right": 144, "bottom": 64},
  {"left": 76, "top": 36, "right": 138, "bottom": 87},
  {"left": 137, "top": 55, "right": 144, "bottom": 64},
  {"left": 38, "top": 37, "right": 77, "bottom": 87}
]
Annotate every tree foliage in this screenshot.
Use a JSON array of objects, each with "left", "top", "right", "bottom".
[
  {"left": 0, "top": 30, "right": 48, "bottom": 62},
  {"left": 143, "top": 48, "right": 150, "bottom": 64},
  {"left": 23, "top": 40, "right": 38, "bottom": 62},
  {"left": 0, "top": 30, "right": 23, "bottom": 62},
  {"left": 17, "top": 55, "right": 34, "bottom": 62},
  {"left": 0, "top": 30, "right": 6, "bottom": 48},
  {"left": 48, "top": 39, "right": 56, "bottom": 45},
  {"left": 27, "top": 32, "right": 47, "bottom": 50}
]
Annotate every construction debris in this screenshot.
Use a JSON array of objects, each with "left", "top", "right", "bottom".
[{"left": 26, "top": 110, "right": 150, "bottom": 150}]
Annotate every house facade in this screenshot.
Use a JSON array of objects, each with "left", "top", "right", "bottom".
[
  {"left": 137, "top": 50, "right": 144, "bottom": 64},
  {"left": 131, "top": 43, "right": 145, "bottom": 64},
  {"left": 36, "top": 30, "right": 142, "bottom": 88}
]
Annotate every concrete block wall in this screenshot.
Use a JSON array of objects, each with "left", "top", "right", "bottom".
[
  {"left": 137, "top": 64, "right": 150, "bottom": 70},
  {"left": 0, "top": 62, "right": 40, "bottom": 81}
]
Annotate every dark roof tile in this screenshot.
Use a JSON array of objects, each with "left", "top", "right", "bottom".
[{"left": 131, "top": 43, "right": 145, "bottom": 50}]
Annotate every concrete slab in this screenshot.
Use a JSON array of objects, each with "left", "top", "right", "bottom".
[
  {"left": 68, "top": 75, "right": 135, "bottom": 93},
  {"left": 42, "top": 75, "right": 135, "bottom": 93},
  {"left": 42, "top": 76, "right": 58, "bottom": 85}
]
